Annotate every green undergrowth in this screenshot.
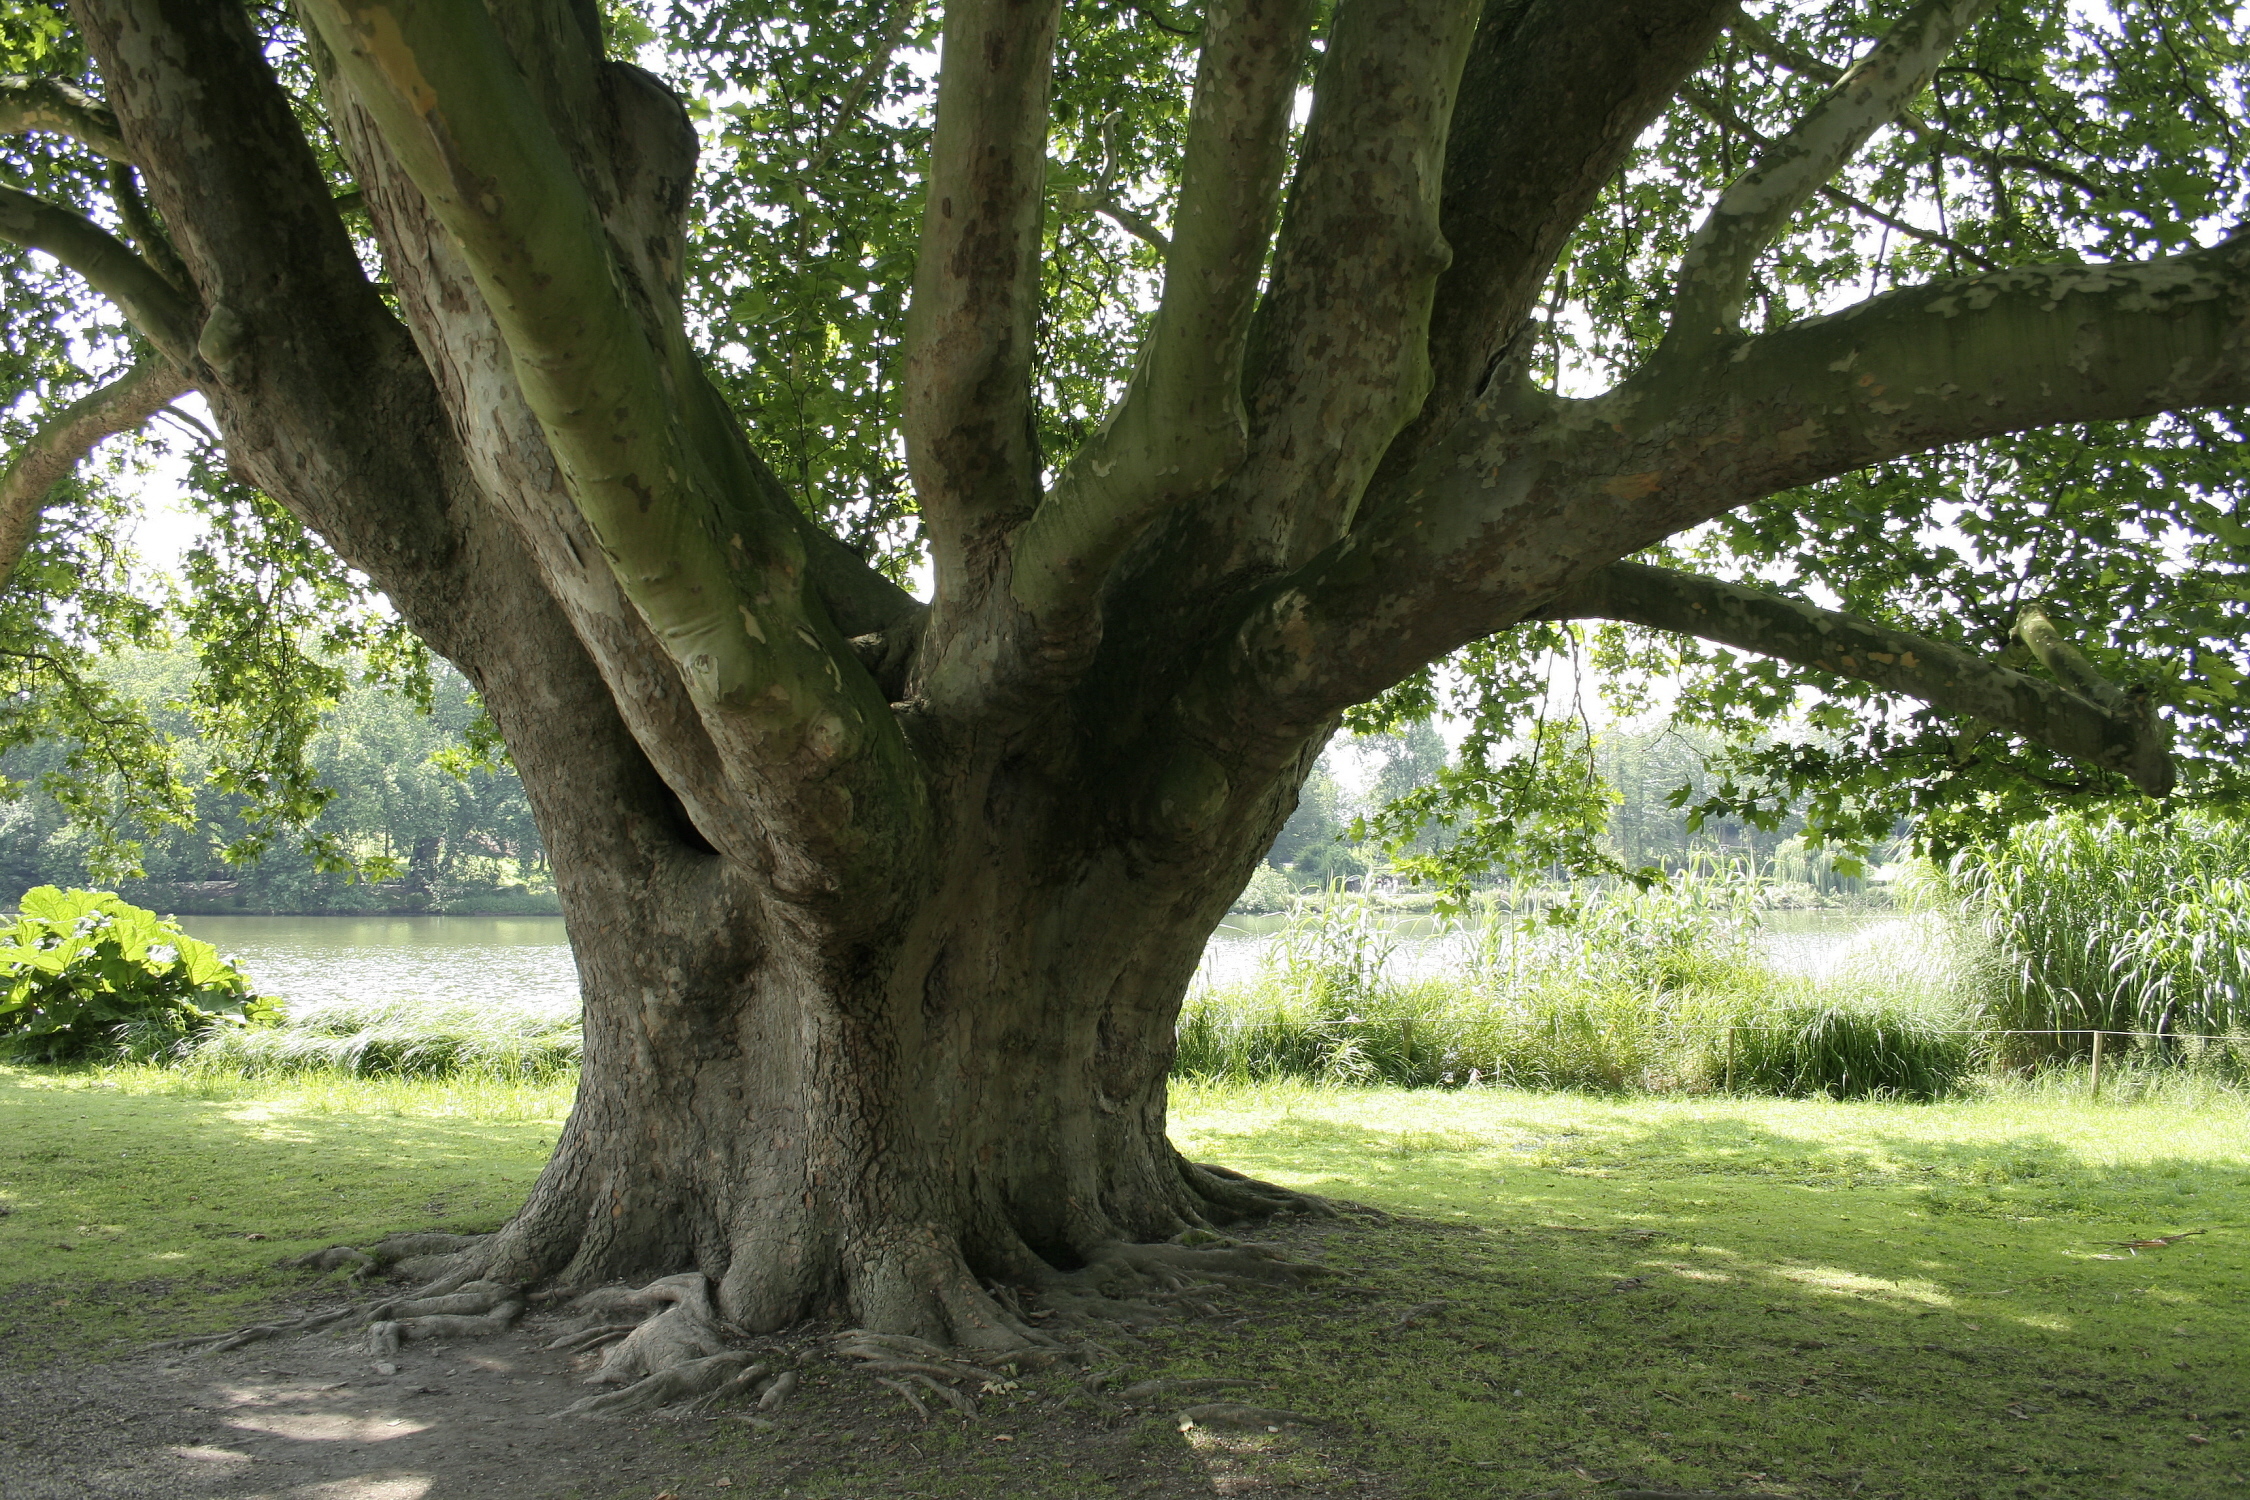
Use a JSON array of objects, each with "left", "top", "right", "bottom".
[{"left": 2, "top": 1066, "right": 2245, "bottom": 1497}]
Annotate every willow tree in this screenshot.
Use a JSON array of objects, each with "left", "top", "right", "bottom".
[{"left": 6, "top": 0, "right": 2249, "bottom": 1360}]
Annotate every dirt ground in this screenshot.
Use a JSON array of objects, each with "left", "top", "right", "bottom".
[{"left": 0, "top": 1221, "right": 1393, "bottom": 1500}]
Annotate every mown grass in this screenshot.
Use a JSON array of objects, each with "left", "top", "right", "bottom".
[
  {"left": 2, "top": 1064, "right": 2244, "bottom": 1497},
  {"left": 1164, "top": 1080, "right": 2250, "bottom": 1499},
  {"left": 0, "top": 1063, "right": 568, "bottom": 1359}
]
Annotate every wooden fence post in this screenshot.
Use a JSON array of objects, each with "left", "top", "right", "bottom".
[{"left": 2089, "top": 1030, "right": 2105, "bottom": 1100}]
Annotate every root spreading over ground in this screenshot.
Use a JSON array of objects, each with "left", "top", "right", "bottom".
[{"left": 156, "top": 1179, "right": 1338, "bottom": 1434}]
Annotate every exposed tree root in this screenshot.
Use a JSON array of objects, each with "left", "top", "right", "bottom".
[
  {"left": 1184, "top": 1160, "right": 1336, "bottom": 1223},
  {"left": 1176, "top": 1401, "right": 1325, "bottom": 1431},
  {"left": 872, "top": 1374, "right": 930, "bottom": 1420},
  {"left": 687, "top": 1361, "right": 776, "bottom": 1412},
  {"left": 367, "top": 1296, "right": 523, "bottom": 1355},
  {"left": 148, "top": 1263, "right": 520, "bottom": 1357},
  {"left": 544, "top": 1321, "right": 639, "bottom": 1354},
  {"left": 575, "top": 1273, "right": 728, "bottom": 1385},
  {"left": 830, "top": 1328, "right": 1020, "bottom": 1421},
  {"left": 1025, "top": 1234, "right": 1329, "bottom": 1334},
  {"left": 554, "top": 1351, "right": 760, "bottom": 1419}
]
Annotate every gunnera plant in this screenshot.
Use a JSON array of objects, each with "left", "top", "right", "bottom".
[{"left": 0, "top": 887, "right": 275, "bottom": 1063}]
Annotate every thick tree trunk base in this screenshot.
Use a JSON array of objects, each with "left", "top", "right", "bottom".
[{"left": 159, "top": 1159, "right": 1338, "bottom": 1422}]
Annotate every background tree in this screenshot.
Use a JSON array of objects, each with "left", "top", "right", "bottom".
[
  {"left": 4, "top": 0, "right": 2249, "bottom": 1378},
  {"left": 0, "top": 652, "right": 550, "bottom": 912}
]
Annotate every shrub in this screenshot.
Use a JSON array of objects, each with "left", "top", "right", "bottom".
[
  {"left": 0, "top": 887, "right": 273, "bottom": 1063},
  {"left": 1229, "top": 862, "right": 1296, "bottom": 915}
]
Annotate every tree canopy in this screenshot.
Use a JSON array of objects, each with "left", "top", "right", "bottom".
[{"left": 3, "top": 1, "right": 2249, "bottom": 882}]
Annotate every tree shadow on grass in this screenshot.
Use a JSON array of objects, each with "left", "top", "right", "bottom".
[{"left": 1168, "top": 1111, "right": 2246, "bottom": 1497}]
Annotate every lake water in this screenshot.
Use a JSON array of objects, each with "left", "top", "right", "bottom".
[{"left": 174, "top": 908, "right": 1906, "bottom": 1012}]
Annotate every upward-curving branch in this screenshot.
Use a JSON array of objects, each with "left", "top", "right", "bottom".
[
  {"left": 0, "top": 356, "right": 194, "bottom": 589},
  {"left": 900, "top": 0, "right": 1058, "bottom": 564},
  {"left": 1664, "top": 0, "right": 1996, "bottom": 349},
  {"left": 299, "top": 2, "right": 879, "bottom": 770},
  {"left": 1007, "top": 0, "right": 1312, "bottom": 650}
]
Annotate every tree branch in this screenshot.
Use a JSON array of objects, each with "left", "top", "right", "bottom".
[
  {"left": 299, "top": 0, "right": 885, "bottom": 768},
  {"left": 1665, "top": 0, "right": 1996, "bottom": 349},
  {"left": 1222, "top": 0, "right": 1484, "bottom": 564},
  {"left": 1728, "top": 7, "right": 2104, "bottom": 199},
  {"left": 0, "top": 185, "right": 199, "bottom": 363},
  {"left": 0, "top": 74, "right": 131, "bottom": 160},
  {"left": 1378, "top": 0, "right": 1733, "bottom": 481},
  {"left": 1677, "top": 81, "right": 2002, "bottom": 271},
  {"left": 900, "top": 0, "right": 1058, "bottom": 581},
  {"left": 797, "top": 0, "right": 920, "bottom": 186},
  {"left": 0, "top": 355, "right": 193, "bottom": 588},
  {"left": 1197, "top": 233, "right": 2250, "bottom": 757},
  {"left": 1535, "top": 561, "right": 2173, "bottom": 795},
  {"left": 1005, "top": 0, "right": 1310, "bottom": 648},
  {"left": 106, "top": 161, "right": 191, "bottom": 290},
  {"left": 1052, "top": 111, "right": 1172, "bottom": 253}
]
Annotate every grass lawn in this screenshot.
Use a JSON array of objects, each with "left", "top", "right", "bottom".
[
  {"left": 2, "top": 1064, "right": 2245, "bottom": 1498},
  {"left": 0, "top": 1065, "right": 569, "bottom": 1357}
]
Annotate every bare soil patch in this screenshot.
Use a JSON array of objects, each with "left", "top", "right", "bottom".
[{"left": 0, "top": 1221, "right": 1390, "bottom": 1500}]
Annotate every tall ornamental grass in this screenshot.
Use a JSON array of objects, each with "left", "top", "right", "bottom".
[
  {"left": 1175, "top": 873, "right": 1979, "bottom": 1099},
  {"left": 1948, "top": 811, "right": 2250, "bottom": 1069},
  {"left": 183, "top": 994, "right": 582, "bottom": 1080}
]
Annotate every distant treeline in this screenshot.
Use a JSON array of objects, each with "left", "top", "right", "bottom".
[
  {"left": 0, "top": 652, "right": 553, "bottom": 915},
  {"left": 0, "top": 652, "right": 1868, "bottom": 918}
]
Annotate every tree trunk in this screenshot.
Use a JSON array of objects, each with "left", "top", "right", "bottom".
[{"left": 481, "top": 726, "right": 1316, "bottom": 1347}]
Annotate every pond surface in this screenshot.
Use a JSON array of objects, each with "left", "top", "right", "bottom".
[
  {"left": 180, "top": 914, "right": 577, "bottom": 1011},
  {"left": 173, "top": 908, "right": 1905, "bottom": 1011}
]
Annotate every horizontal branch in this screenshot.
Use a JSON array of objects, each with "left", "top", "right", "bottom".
[
  {"left": 0, "top": 356, "right": 194, "bottom": 587},
  {"left": 1537, "top": 562, "right": 2173, "bottom": 795},
  {"left": 0, "top": 185, "right": 199, "bottom": 362},
  {"left": 1196, "top": 234, "right": 2250, "bottom": 756},
  {"left": 0, "top": 75, "right": 131, "bottom": 160},
  {"left": 1668, "top": 0, "right": 1995, "bottom": 347}
]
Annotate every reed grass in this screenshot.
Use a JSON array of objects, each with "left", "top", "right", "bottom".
[
  {"left": 181, "top": 994, "right": 582, "bottom": 1080},
  {"left": 1177, "top": 872, "right": 1983, "bottom": 1098},
  {"left": 1946, "top": 809, "right": 2250, "bottom": 1069}
]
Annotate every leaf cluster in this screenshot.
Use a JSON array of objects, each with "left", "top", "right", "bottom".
[{"left": 0, "top": 883, "right": 269, "bottom": 1063}]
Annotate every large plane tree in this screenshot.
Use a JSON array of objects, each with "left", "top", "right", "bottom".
[{"left": 6, "top": 0, "right": 2250, "bottom": 1384}]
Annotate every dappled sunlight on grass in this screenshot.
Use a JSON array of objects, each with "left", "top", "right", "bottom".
[
  {"left": 0, "top": 1064, "right": 566, "bottom": 1360},
  {"left": 1166, "top": 1079, "right": 2250, "bottom": 1497}
]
